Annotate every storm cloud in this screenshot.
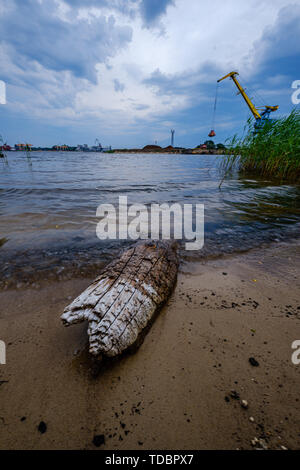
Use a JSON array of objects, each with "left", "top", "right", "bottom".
[
  {"left": 140, "top": 0, "right": 174, "bottom": 25},
  {"left": 0, "top": 0, "right": 132, "bottom": 83}
]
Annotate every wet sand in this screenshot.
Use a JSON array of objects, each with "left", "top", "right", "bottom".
[{"left": 0, "top": 241, "right": 300, "bottom": 450}]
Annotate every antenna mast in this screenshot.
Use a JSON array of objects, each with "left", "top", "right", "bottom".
[{"left": 171, "top": 129, "right": 175, "bottom": 147}]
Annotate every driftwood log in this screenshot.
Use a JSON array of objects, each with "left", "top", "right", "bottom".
[{"left": 61, "top": 240, "right": 178, "bottom": 358}]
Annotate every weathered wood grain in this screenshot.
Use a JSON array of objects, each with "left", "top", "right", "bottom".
[{"left": 61, "top": 240, "right": 179, "bottom": 358}]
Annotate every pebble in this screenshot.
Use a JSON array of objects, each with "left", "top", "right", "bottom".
[
  {"left": 259, "top": 439, "right": 269, "bottom": 450},
  {"left": 241, "top": 400, "right": 248, "bottom": 409},
  {"left": 249, "top": 416, "right": 255, "bottom": 423},
  {"left": 251, "top": 437, "right": 268, "bottom": 450}
]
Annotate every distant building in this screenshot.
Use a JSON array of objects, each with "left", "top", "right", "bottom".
[
  {"left": 15, "top": 143, "right": 32, "bottom": 151},
  {"left": 77, "top": 144, "right": 90, "bottom": 151},
  {"left": 91, "top": 143, "right": 103, "bottom": 151},
  {"left": 0, "top": 144, "right": 11, "bottom": 151},
  {"left": 76, "top": 143, "right": 111, "bottom": 152},
  {"left": 52, "top": 145, "right": 69, "bottom": 150}
]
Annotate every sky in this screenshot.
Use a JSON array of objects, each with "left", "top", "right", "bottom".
[{"left": 0, "top": 0, "right": 299, "bottom": 148}]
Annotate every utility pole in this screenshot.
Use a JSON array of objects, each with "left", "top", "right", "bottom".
[{"left": 171, "top": 129, "right": 175, "bottom": 147}]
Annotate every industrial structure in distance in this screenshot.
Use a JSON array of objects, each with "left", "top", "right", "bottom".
[{"left": 0, "top": 131, "right": 226, "bottom": 155}]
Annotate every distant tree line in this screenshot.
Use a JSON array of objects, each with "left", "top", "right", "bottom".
[{"left": 197, "top": 140, "right": 226, "bottom": 150}]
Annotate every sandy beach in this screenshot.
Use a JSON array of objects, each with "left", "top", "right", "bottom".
[{"left": 0, "top": 240, "right": 299, "bottom": 450}]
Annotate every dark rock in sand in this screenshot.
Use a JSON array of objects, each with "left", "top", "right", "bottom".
[
  {"left": 38, "top": 421, "right": 47, "bottom": 434},
  {"left": 249, "top": 357, "right": 260, "bottom": 367},
  {"left": 93, "top": 434, "right": 105, "bottom": 447},
  {"left": 230, "top": 390, "right": 240, "bottom": 400}
]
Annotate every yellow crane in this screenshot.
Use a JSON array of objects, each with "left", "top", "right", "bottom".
[{"left": 217, "top": 71, "right": 278, "bottom": 125}]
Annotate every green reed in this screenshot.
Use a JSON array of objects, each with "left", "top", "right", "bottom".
[
  {"left": 221, "top": 109, "right": 300, "bottom": 183},
  {"left": 0, "top": 135, "right": 6, "bottom": 160}
]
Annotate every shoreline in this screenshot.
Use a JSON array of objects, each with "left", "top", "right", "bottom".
[
  {"left": 1, "top": 231, "right": 300, "bottom": 291},
  {"left": 0, "top": 239, "right": 299, "bottom": 449},
  {"left": 7, "top": 150, "right": 226, "bottom": 155}
]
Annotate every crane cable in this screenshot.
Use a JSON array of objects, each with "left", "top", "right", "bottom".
[
  {"left": 238, "top": 73, "right": 266, "bottom": 109},
  {"left": 211, "top": 83, "right": 219, "bottom": 130}
]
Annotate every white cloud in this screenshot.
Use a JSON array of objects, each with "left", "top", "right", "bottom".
[
  {"left": 117, "top": 0, "right": 294, "bottom": 77},
  {"left": 74, "top": 61, "right": 189, "bottom": 123}
]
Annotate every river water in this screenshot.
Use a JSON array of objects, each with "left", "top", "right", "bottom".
[{"left": 0, "top": 151, "right": 299, "bottom": 286}]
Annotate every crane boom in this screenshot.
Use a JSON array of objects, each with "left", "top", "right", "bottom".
[
  {"left": 217, "top": 71, "right": 278, "bottom": 123},
  {"left": 218, "top": 71, "right": 261, "bottom": 120}
]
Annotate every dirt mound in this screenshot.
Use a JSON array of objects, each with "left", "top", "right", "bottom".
[
  {"left": 142, "top": 145, "right": 162, "bottom": 151},
  {"left": 164, "top": 145, "right": 174, "bottom": 150}
]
